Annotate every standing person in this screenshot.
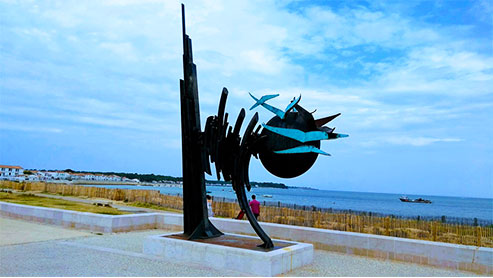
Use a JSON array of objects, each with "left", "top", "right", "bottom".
[
  {"left": 249, "top": 194, "right": 260, "bottom": 220},
  {"left": 206, "top": 195, "right": 214, "bottom": 217},
  {"left": 235, "top": 209, "right": 245, "bottom": 220}
]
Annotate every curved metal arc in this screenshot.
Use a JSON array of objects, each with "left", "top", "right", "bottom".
[
  {"left": 207, "top": 90, "right": 274, "bottom": 249},
  {"left": 242, "top": 154, "right": 253, "bottom": 192},
  {"left": 240, "top": 112, "right": 258, "bottom": 192},
  {"left": 233, "top": 179, "right": 273, "bottom": 249},
  {"left": 218, "top": 88, "right": 228, "bottom": 124},
  {"left": 240, "top": 113, "right": 259, "bottom": 147},
  {"left": 233, "top": 109, "right": 246, "bottom": 136},
  {"left": 231, "top": 112, "right": 274, "bottom": 249}
]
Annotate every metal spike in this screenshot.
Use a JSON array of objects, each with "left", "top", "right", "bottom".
[{"left": 315, "top": 113, "right": 341, "bottom": 127}]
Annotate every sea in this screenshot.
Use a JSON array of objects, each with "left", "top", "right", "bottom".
[{"left": 79, "top": 184, "right": 493, "bottom": 225}]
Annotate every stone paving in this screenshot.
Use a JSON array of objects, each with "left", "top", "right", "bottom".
[
  {"left": 0, "top": 217, "right": 483, "bottom": 276},
  {"left": 0, "top": 217, "right": 92, "bottom": 246}
]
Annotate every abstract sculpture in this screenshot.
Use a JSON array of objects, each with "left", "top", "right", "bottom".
[{"left": 179, "top": 4, "right": 347, "bottom": 249}]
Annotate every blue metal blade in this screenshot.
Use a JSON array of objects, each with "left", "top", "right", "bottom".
[
  {"left": 262, "top": 103, "right": 285, "bottom": 119},
  {"left": 248, "top": 93, "right": 279, "bottom": 110},
  {"left": 336, "top": 133, "right": 349, "bottom": 138},
  {"left": 284, "top": 95, "right": 301, "bottom": 114},
  {"left": 262, "top": 94, "right": 279, "bottom": 101},
  {"left": 262, "top": 124, "right": 329, "bottom": 142},
  {"left": 248, "top": 92, "right": 259, "bottom": 110},
  {"left": 274, "top": 145, "right": 331, "bottom": 156}
]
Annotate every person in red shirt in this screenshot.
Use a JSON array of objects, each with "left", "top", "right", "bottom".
[{"left": 249, "top": 194, "right": 260, "bottom": 220}]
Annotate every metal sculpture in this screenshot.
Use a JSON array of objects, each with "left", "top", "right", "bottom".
[
  {"left": 180, "top": 4, "right": 222, "bottom": 240},
  {"left": 179, "top": 4, "right": 348, "bottom": 249}
]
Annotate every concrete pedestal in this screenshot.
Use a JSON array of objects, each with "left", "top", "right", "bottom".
[{"left": 143, "top": 232, "right": 313, "bottom": 276}]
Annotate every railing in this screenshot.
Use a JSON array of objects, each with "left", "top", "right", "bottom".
[{"left": 1, "top": 181, "right": 491, "bottom": 247}]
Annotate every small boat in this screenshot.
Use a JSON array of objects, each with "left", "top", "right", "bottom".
[
  {"left": 262, "top": 194, "right": 273, "bottom": 198},
  {"left": 399, "top": 196, "right": 431, "bottom": 203}
]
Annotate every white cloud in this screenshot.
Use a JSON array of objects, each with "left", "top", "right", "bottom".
[
  {"left": 0, "top": 0, "right": 491, "bottom": 197},
  {"left": 1, "top": 0, "right": 491, "bottom": 158},
  {"left": 100, "top": 42, "right": 138, "bottom": 61},
  {"left": 0, "top": 122, "right": 62, "bottom": 133},
  {"left": 385, "top": 136, "right": 463, "bottom": 146},
  {"left": 290, "top": 5, "right": 442, "bottom": 52},
  {"left": 103, "top": 0, "right": 167, "bottom": 6},
  {"left": 240, "top": 50, "right": 284, "bottom": 75}
]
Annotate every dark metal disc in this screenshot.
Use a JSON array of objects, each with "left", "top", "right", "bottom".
[{"left": 258, "top": 111, "right": 319, "bottom": 178}]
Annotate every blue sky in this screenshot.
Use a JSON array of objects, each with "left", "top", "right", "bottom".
[{"left": 0, "top": 0, "right": 492, "bottom": 198}]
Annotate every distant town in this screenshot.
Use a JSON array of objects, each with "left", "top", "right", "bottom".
[
  {"left": 0, "top": 165, "right": 140, "bottom": 183},
  {"left": 0, "top": 164, "right": 289, "bottom": 189}
]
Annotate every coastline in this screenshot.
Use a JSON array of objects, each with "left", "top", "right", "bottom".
[
  {"left": 1, "top": 180, "right": 491, "bottom": 249},
  {"left": 71, "top": 180, "right": 141, "bottom": 185},
  {"left": 12, "top": 180, "right": 492, "bottom": 224}
]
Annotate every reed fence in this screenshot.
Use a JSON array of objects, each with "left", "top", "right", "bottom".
[{"left": 1, "top": 181, "right": 491, "bottom": 247}]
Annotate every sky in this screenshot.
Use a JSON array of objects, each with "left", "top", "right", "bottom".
[{"left": 0, "top": 0, "right": 492, "bottom": 198}]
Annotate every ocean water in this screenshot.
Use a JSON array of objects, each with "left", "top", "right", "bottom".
[{"left": 80, "top": 184, "right": 493, "bottom": 224}]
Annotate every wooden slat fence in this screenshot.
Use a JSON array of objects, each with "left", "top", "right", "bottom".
[{"left": 1, "top": 181, "right": 491, "bottom": 247}]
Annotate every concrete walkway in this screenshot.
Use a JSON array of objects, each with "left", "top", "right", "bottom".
[
  {"left": 0, "top": 217, "right": 92, "bottom": 246},
  {"left": 0, "top": 217, "right": 482, "bottom": 277}
]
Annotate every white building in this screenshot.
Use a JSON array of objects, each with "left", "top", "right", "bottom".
[
  {"left": 45, "top": 171, "right": 72, "bottom": 180},
  {"left": 110, "top": 175, "right": 123, "bottom": 181},
  {"left": 84, "top": 174, "right": 96, "bottom": 180},
  {"left": 44, "top": 172, "right": 58, "bottom": 180},
  {"left": 0, "top": 166, "right": 131, "bottom": 182},
  {"left": 0, "top": 165, "right": 24, "bottom": 179},
  {"left": 25, "top": 174, "right": 40, "bottom": 181}
]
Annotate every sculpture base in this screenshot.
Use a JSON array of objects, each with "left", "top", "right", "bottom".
[{"left": 143, "top": 232, "right": 313, "bottom": 276}]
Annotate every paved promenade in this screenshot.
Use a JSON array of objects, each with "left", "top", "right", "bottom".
[{"left": 0, "top": 217, "right": 481, "bottom": 276}]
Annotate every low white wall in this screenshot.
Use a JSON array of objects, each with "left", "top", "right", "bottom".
[
  {"left": 1, "top": 201, "right": 491, "bottom": 274},
  {"left": 0, "top": 201, "right": 159, "bottom": 233},
  {"left": 234, "top": 219, "right": 492, "bottom": 274},
  {"left": 143, "top": 233, "right": 313, "bottom": 276}
]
